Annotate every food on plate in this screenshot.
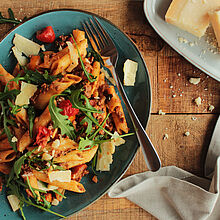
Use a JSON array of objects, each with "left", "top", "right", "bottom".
[
  {"left": 0, "top": 27, "right": 132, "bottom": 218},
  {"left": 36, "top": 26, "right": 56, "bottom": 43},
  {"left": 209, "top": 10, "right": 220, "bottom": 47},
  {"left": 123, "top": 59, "right": 138, "bottom": 86},
  {"left": 165, "top": 0, "right": 220, "bottom": 38}
]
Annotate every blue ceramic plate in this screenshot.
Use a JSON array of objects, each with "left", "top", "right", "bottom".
[
  {"left": 0, "top": 10, "right": 151, "bottom": 219},
  {"left": 144, "top": 0, "right": 220, "bottom": 82}
]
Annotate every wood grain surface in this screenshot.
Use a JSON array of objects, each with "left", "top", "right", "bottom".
[{"left": 1, "top": 0, "right": 219, "bottom": 219}]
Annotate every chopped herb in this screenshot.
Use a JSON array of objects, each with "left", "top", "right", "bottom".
[
  {"left": 26, "top": 105, "right": 35, "bottom": 138},
  {"left": 0, "top": 8, "right": 21, "bottom": 25},
  {"left": 88, "top": 50, "right": 104, "bottom": 65}
]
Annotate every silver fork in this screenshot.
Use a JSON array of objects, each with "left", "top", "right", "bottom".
[{"left": 82, "top": 17, "right": 161, "bottom": 171}]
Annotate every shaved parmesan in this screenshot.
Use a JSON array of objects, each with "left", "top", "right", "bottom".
[
  {"left": 13, "top": 34, "right": 41, "bottom": 57},
  {"left": 96, "top": 141, "right": 115, "bottom": 171},
  {"left": 37, "top": 181, "right": 58, "bottom": 191},
  {"left": 12, "top": 46, "right": 28, "bottom": 66},
  {"left": 66, "top": 41, "right": 77, "bottom": 62},
  {"left": 48, "top": 170, "right": 71, "bottom": 183},
  {"left": 123, "top": 59, "right": 138, "bottom": 86},
  {"left": 7, "top": 195, "right": 20, "bottom": 212},
  {"left": 111, "top": 131, "right": 125, "bottom": 146},
  {"left": 15, "top": 82, "right": 38, "bottom": 105}
]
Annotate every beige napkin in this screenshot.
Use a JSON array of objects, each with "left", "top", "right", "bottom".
[{"left": 108, "top": 116, "right": 220, "bottom": 220}]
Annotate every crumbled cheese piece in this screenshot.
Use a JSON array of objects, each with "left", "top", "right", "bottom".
[
  {"left": 195, "top": 97, "right": 202, "bottom": 106},
  {"left": 170, "top": 85, "right": 173, "bottom": 89},
  {"left": 96, "top": 141, "right": 115, "bottom": 171},
  {"left": 15, "top": 82, "right": 37, "bottom": 105},
  {"left": 42, "top": 153, "right": 53, "bottom": 161},
  {"left": 163, "top": 134, "right": 169, "bottom": 140},
  {"left": 208, "top": 104, "right": 215, "bottom": 112},
  {"left": 52, "top": 139, "right": 60, "bottom": 149},
  {"left": 158, "top": 110, "right": 166, "bottom": 115},
  {"left": 189, "top": 78, "right": 201, "bottom": 85},
  {"left": 111, "top": 132, "right": 125, "bottom": 146},
  {"left": 40, "top": 44, "right": 46, "bottom": 51},
  {"left": 191, "top": 117, "right": 197, "bottom": 121},
  {"left": 12, "top": 46, "right": 28, "bottom": 66},
  {"left": 123, "top": 59, "right": 138, "bottom": 86},
  {"left": 184, "top": 131, "right": 190, "bottom": 136},
  {"left": 172, "top": 94, "right": 176, "bottom": 98},
  {"left": 48, "top": 170, "right": 71, "bottom": 183},
  {"left": 52, "top": 198, "right": 59, "bottom": 206},
  {"left": 7, "top": 195, "right": 20, "bottom": 212},
  {"left": 11, "top": 136, "right": 18, "bottom": 143},
  {"left": 189, "top": 42, "right": 195, "bottom": 47},
  {"left": 13, "top": 34, "right": 41, "bottom": 56}
]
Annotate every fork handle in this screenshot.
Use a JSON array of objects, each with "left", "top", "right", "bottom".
[{"left": 112, "top": 68, "right": 161, "bottom": 171}]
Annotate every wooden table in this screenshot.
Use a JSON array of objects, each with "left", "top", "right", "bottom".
[{"left": 1, "top": 0, "right": 220, "bottom": 219}]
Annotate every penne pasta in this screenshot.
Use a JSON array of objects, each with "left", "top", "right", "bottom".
[
  {"left": 15, "top": 108, "right": 28, "bottom": 127},
  {"left": 33, "top": 106, "right": 51, "bottom": 137},
  {"left": 106, "top": 86, "right": 128, "bottom": 134},
  {"left": 32, "top": 170, "right": 85, "bottom": 193},
  {"left": 0, "top": 138, "right": 13, "bottom": 150},
  {"left": 0, "top": 64, "right": 19, "bottom": 90},
  {"left": 0, "top": 149, "right": 16, "bottom": 163},
  {"left": 34, "top": 74, "right": 82, "bottom": 110},
  {"left": 72, "top": 29, "right": 85, "bottom": 43},
  {"left": 56, "top": 146, "right": 98, "bottom": 169},
  {"left": 0, "top": 163, "right": 11, "bottom": 174},
  {"left": 17, "top": 131, "right": 32, "bottom": 152}
]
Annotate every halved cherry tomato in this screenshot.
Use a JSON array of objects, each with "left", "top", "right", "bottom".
[
  {"left": 58, "top": 99, "right": 79, "bottom": 117},
  {"left": 36, "top": 26, "right": 55, "bottom": 43},
  {"left": 35, "top": 126, "right": 52, "bottom": 147}
]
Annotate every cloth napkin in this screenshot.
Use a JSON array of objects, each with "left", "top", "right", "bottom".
[{"left": 108, "top": 116, "right": 220, "bottom": 220}]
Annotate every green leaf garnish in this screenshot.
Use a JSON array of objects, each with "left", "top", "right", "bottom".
[
  {"left": 71, "top": 34, "right": 96, "bottom": 83},
  {"left": 87, "top": 50, "right": 104, "bottom": 65},
  {"left": 0, "top": 8, "right": 21, "bottom": 25},
  {"left": 26, "top": 105, "right": 35, "bottom": 138},
  {"left": 49, "top": 94, "right": 76, "bottom": 140}
]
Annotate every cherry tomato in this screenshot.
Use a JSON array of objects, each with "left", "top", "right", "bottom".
[
  {"left": 58, "top": 99, "right": 79, "bottom": 117},
  {"left": 35, "top": 126, "right": 52, "bottom": 147},
  {"left": 36, "top": 26, "right": 55, "bottom": 43}
]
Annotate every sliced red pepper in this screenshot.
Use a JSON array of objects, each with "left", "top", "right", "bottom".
[
  {"left": 58, "top": 99, "right": 79, "bottom": 117},
  {"left": 36, "top": 26, "right": 55, "bottom": 43},
  {"left": 35, "top": 126, "right": 52, "bottom": 148}
]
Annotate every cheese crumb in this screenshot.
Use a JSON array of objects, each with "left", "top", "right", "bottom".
[
  {"left": 11, "top": 136, "right": 18, "bottom": 143},
  {"left": 163, "top": 134, "right": 169, "bottom": 140},
  {"left": 158, "top": 110, "right": 166, "bottom": 115},
  {"left": 7, "top": 195, "right": 20, "bottom": 212},
  {"left": 194, "top": 97, "right": 202, "bottom": 106},
  {"left": 208, "top": 104, "right": 215, "bottom": 112},
  {"left": 184, "top": 131, "right": 190, "bottom": 136},
  {"left": 191, "top": 117, "right": 197, "bottom": 121},
  {"left": 189, "top": 78, "right": 201, "bottom": 85},
  {"left": 52, "top": 198, "right": 59, "bottom": 206}
]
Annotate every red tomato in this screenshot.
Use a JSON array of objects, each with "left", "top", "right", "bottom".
[
  {"left": 36, "top": 26, "right": 55, "bottom": 43},
  {"left": 58, "top": 99, "right": 79, "bottom": 117},
  {"left": 35, "top": 126, "right": 52, "bottom": 147}
]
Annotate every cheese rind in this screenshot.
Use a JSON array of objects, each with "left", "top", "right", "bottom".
[
  {"left": 209, "top": 10, "right": 220, "bottom": 47},
  {"left": 165, "top": 0, "right": 220, "bottom": 37}
]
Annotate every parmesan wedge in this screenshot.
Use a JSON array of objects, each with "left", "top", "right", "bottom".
[
  {"left": 96, "top": 141, "right": 115, "bottom": 171},
  {"left": 7, "top": 195, "right": 20, "bottom": 212},
  {"left": 48, "top": 170, "right": 71, "bottom": 183},
  {"left": 123, "top": 59, "right": 138, "bottom": 86},
  {"left": 12, "top": 46, "right": 28, "bottom": 66},
  {"left": 15, "top": 82, "right": 38, "bottom": 105},
  {"left": 13, "top": 34, "right": 41, "bottom": 56},
  {"left": 209, "top": 10, "right": 220, "bottom": 47}
]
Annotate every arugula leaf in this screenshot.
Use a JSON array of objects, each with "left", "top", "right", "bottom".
[
  {"left": 87, "top": 50, "right": 104, "bottom": 65},
  {"left": 0, "top": 101, "right": 17, "bottom": 151},
  {"left": 22, "top": 68, "right": 60, "bottom": 85},
  {"left": 27, "top": 105, "right": 35, "bottom": 138},
  {"left": 7, "top": 100, "right": 26, "bottom": 115},
  {"left": 78, "top": 137, "right": 96, "bottom": 150},
  {"left": 70, "top": 89, "right": 101, "bottom": 113},
  {"left": 0, "top": 8, "right": 21, "bottom": 25},
  {"left": 49, "top": 95, "right": 76, "bottom": 140},
  {"left": 13, "top": 148, "right": 36, "bottom": 179},
  {"left": 0, "top": 89, "right": 20, "bottom": 101},
  {"left": 71, "top": 34, "right": 96, "bottom": 83}
]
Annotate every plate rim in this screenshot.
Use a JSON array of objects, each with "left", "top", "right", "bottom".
[
  {"left": 0, "top": 8, "right": 152, "bottom": 219},
  {"left": 143, "top": 0, "right": 220, "bottom": 82}
]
